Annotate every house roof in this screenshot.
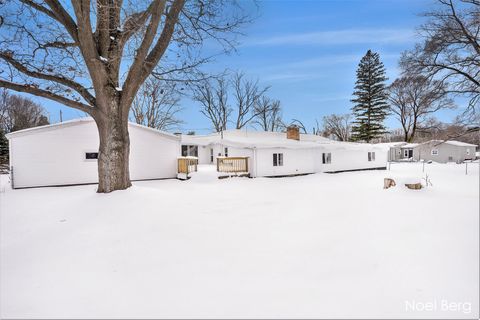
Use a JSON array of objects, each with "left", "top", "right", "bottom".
[
  {"left": 181, "top": 129, "right": 386, "bottom": 150},
  {"left": 420, "top": 139, "right": 477, "bottom": 147},
  {"left": 442, "top": 140, "right": 477, "bottom": 147},
  {"left": 5, "top": 117, "right": 180, "bottom": 141},
  {"left": 400, "top": 143, "right": 420, "bottom": 148},
  {"left": 385, "top": 140, "right": 477, "bottom": 149}
]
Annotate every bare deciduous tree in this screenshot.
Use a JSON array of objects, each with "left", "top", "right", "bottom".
[
  {"left": 131, "top": 77, "right": 183, "bottom": 131},
  {"left": 1, "top": 93, "right": 49, "bottom": 132},
  {"left": 232, "top": 72, "right": 269, "bottom": 129},
  {"left": 0, "top": 0, "right": 250, "bottom": 192},
  {"left": 321, "top": 114, "right": 351, "bottom": 141},
  {"left": 414, "top": 115, "right": 480, "bottom": 144},
  {"left": 401, "top": 0, "right": 480, "bottom": 119},
  {"left": 289, "top": 119, "right": 307, "bottom": 134},
  {"left": 388, "top": 76, "right": 455, "bottom": 142},
  {"left": 193, "top": 77, "right": 231, "bottom": 132},
  {"left": 252, "top": 95, "right": 283, "bottom": 131}
]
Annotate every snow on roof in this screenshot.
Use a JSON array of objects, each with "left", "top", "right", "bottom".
[
  {"left": 376, "top": 142, "right": 407, "bottom": 150},
  {"left": 180, "top": 133, "right": 220, "bottom": 146},
  {"left": 419, "top": 139, "right": 477, "bottom": 147},
  {"left": 400, "top": 143, "right": 419, "bottom": 148},
  {"left": 5, "top": 117, "right": 180, "bottom": 141},
  {"left": 443, "top": 140, "right": 477, "bottom": 147},
  {"left": 181, "top": 129, "right": 386, "bottom": 150},
  {"left": 128, "top": 122, "right": 180, "bottom": 140}
]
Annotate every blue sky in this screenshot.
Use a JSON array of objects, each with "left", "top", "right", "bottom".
[{"left": 40, "top": 0, "right": 461, "bottom": 133}]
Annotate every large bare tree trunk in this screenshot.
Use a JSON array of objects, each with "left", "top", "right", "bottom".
[
  {"left": 0, "top": 0, "right": 248, "bottom": 192},
  {"left": 96, "top": 99, "right": 132, "bottom": 193}
]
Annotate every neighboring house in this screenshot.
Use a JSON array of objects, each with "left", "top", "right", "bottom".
[
  {"left": 6, "top": 118, "right": 180, "bottom": 188},
  {"left": 181, "top": 126, "right": 388, "bottom": 177},
  {"left": 417, "top": 140, "right": 477, "bottom": 163},
  {"left": 388, "top": 140, "right": 477, "bottom": 163},
  {"left": 387, "top": 143, "right": 420, "bottom": 161}
]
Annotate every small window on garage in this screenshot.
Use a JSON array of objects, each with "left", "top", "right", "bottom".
[
  {"left": 322, "top": 152, "right": 331, "bottom": 164},
  {"left": 85, "top": 152, "right": 98, "bottom": 160},
  {"left": 431, "top": 149, "right": 439, "bottom": 156},
  {"left": 273, "top": 153, "right": 283, "bottom": 166},
  {"left": 368, "top": 152, "right": 375, "bottom": 161},
  {"left": 466, "top": 148, "right": 470, "bottom": 156},
  {"left": 224, "top": 147, "right": 229, "bottom": 157},
  {"left": 210, "top": 148, "right": 214, "bottom": 162}
]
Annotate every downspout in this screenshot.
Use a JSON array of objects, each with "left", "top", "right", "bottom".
[{"left": 253, "top": 147, "right": 257, "bottom": 178}]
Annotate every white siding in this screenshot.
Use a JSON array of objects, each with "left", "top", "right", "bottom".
[
  {"left": 255, "top": 148, "right": 315, "bottom": 177},
  {"left": 9, "top": 120, "right": 180, "bottom": 188},
  {"left": 316, "top": 147, "right": 388, "bottom": 172},
  {"left": 196, "top": 145, "right": 212, "bottom": 164},
  {"left": 129, "top": 126, "right": 180, "bottom": 180}
]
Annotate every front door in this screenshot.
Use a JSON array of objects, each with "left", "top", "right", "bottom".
[{"left": 408, "top": 149, "right": 413, "bottom": 158}]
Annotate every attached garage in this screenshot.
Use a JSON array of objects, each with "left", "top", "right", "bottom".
[{"left": 6, "top": 118, "right": 180, "bottom": 188}]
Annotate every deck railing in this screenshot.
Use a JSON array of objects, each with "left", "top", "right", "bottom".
[
  {"left": 178, "top": 157, "right": 198, "bottom": 174},
  {"left": 216, "top": 157, "right": 249, "bottom": 173}
]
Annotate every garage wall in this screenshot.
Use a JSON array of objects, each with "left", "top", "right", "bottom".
[
  {"left": 129, "top": 125, "right": 180, "bottom": 180},
  {"left": 9, "top": 120, "right": 180, "bottom": 188}
]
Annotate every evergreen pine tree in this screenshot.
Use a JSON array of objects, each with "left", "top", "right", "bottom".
[{"left": 351, "top": 50, "right": 389, "bottom": 142}]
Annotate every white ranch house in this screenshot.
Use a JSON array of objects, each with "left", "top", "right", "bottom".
[
  {"left": 6, "top": 120, "right": 391, "bottom": 188},
  {"left": 180, "top": 126, "right": 389, "bottom": 177},
  {"left": 6, "top": 118, "right": 180, "bottom": 188}
]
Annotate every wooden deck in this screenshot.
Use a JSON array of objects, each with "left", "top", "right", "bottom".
[
  {"left": 177, "top": 157, "right": 198, "bottom": 179},
  {"left": 216, "top": 157, "right": 249, "bottom": 173}
]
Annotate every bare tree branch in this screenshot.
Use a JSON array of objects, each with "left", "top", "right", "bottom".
[
  {"left": 0, "top": 51, "right": 95, "bottom": 105},
  {"left": 0, "top": 79, "right": 94, "bottom": 114}
]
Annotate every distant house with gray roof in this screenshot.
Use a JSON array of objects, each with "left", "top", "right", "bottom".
[{"left": 388, "top": 140, "right": 477, "bottom": 163}]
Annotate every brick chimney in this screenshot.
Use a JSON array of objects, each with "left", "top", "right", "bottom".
[{"left": 286, "top": 125, "right": 300, "bottom": 141}]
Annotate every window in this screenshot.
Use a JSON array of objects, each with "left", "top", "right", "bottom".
[
  {"left": 181, "top": 145, "right": 198, "bottom": 157},
  {"left": 431, "top": 149, "right": 439, "bottom": 156},
  {"left": 224, "top": 147, "right": 229, "bottom": 157},
  {"left": 210, "top": 148, "right": 214, "bottom": 163},
  {"left": 85, "top": 152, "right": 98, "bottom": 160},
  {"left": 368, "top": 152, "right": 375, "bottom": 161},
  {"left": 404, "top": 149, "right": 409, "bottom": 157},
  {"left": 273, "top": 153, "right": 283, "bottom": 166},
  {"left": 322, "top": 152, "right": 331, "bottom": 164}
]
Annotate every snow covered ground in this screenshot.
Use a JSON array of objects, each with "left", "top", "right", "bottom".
[{"left": 1, "top": 162, "right": 478, "bottom": 318}]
